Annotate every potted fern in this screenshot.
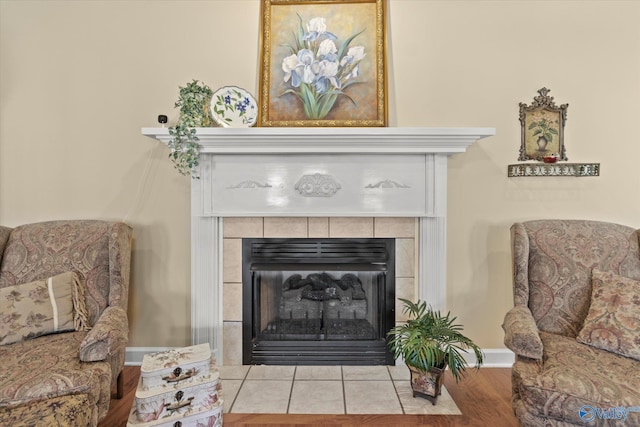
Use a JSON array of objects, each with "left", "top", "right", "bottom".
[{"left": 387, "top": 298, "right": 484, "bottom": 404}]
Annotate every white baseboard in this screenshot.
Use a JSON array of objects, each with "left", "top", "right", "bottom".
[
  {"left": 393, "top": 348, "right": 514, "bottom": 368},
  {"left": 126, "top": 347, "right": 514, "bottom": 368}
]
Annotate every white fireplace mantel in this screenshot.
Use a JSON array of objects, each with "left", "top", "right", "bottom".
[
  {"left": 142, "top": 126, "right": 495, "bottom": 361},
  {"left": 142, "top": 126, "right": 493, "bottom": 154}
]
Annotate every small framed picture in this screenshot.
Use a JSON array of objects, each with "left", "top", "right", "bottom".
[
  {"left": 258, "top": 0, "right": 387, "bottom": 127},
  {"left": 518, "top": 88, "right": 568, "bottom": 161}
]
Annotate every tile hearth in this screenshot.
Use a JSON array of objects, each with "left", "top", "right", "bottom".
[{"left": 219, "top": 365, "right": 461, "bottom": 415}]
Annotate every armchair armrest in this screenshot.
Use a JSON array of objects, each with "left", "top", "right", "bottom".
[
  {"left": 79, "top": 306, "right": 128, "bottom": 362},
  {"left": 502, "top": 305, "right": 543, "bottom": 360},
  {"left": 0, "top": 226, "right": 12, "bottom": 261}
]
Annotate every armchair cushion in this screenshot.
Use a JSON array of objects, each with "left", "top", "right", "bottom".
[
  {"left": 503, "top": 305, "right": 543, "bottom": 360},
  {"left": 512, "top": 331, "right": 640, "bottom": 425},
  {"left": 577, "top": 269, "right": 640, "bottom": 361},
  {"left": 0, "top": 331, "right": 109, "bottom": 420},
  {"left": 0, "top": 393, "right": 95, "bottom": 427},
  {"left": 0, "top": 271, "right": 89, "bottom": 346},
  {"left": 80, "top": 306, "right": 128, "bottom": 362}
]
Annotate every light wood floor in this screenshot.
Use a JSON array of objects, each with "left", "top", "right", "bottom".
[{"left": 100, "top": 366, "right": 519, "bottom": 427}]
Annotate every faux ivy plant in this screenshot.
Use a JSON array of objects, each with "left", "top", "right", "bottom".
[{"left": 168, "top": 80, "right": 214, "bottom": 178}]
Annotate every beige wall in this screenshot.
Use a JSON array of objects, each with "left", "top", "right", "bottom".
[{"left": 1, "top": 1, "right": 639, "bottom": 350}]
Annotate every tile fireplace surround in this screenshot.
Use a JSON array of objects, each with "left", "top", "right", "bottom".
[{"left": 143, "top": 127, "right": 495, "bottom": 365}]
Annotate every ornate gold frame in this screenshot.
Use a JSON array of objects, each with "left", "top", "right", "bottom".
[
  {"left": 258, "top": 0, "right": 387, "bottom": 127},
  {"left": 518, "top": 88, "right": 568, "bottom": 161}
]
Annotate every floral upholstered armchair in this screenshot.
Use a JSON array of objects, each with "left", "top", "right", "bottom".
[
  {"left": 503, "top": 220, "right": 640, "bottom": 426},
  {"left": 0, "top": 220, "right": 132, "bottom": 426}
]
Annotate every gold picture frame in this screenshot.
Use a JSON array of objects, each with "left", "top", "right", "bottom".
[
  {"left": 258, "top": 0, "right": 387, "bottom": 127},
  {"left": 518, "top": 87, "right": 568, "bottom": 161}
]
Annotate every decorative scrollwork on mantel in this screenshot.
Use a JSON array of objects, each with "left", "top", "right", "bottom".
[
  {"left": 365, "top": 180, "right": 410, "bottom": 189},
  {"left": 295, "top": 173, "right": 341, "bottom": 197},
  {"left": 227, "top": 180, "right": 272, "bottom": 189}
]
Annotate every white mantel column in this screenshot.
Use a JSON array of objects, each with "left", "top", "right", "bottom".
[{"left": 419, "top": 153, "right": 448, "bottom": 310}]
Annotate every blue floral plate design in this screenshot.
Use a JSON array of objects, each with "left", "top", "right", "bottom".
[{"left": 210, "top": 86, "right": 258, "bottom": 128}]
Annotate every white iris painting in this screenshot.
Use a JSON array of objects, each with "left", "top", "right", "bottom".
[
  {"left": 281, "top": 15, "right": 366, "bottom": 120},
  {"left": 260, "top": 0, "right": 386, "bottom": 127}
]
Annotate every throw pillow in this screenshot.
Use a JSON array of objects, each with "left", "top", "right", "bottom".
[
  {"left": 577, "top": 269, "right": 640, "bottom": 361},
  {"left": 0, "top": 271, "right": 90, "bottom": 345}
]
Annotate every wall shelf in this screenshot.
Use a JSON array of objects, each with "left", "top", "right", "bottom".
[{"left": 508, "top": 163, "right": 600, "bottom": 177}]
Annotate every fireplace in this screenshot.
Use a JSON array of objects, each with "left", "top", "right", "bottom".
[
  {"left": 242, "top": 238, "right": 395, "bottom": 365},
  {"left": 142, "top": 126, "right": 495, "bottom": 364}
]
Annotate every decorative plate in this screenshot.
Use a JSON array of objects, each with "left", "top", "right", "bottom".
[{"left": 210, "top": 86, "right": 258, "bottom": 128}]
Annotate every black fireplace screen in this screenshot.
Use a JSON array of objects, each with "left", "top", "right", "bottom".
[{"left": 242, "top": 238, "right": 395, "bottom": 365}]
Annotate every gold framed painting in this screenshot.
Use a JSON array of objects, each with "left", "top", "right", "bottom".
[
  {"left": 518, "top": 87, "right": 568, "bottom": 161},
  {"left": 258, "top": 0, "right": 387, "bottom": 127}
]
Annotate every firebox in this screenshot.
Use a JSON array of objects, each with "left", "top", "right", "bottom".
[{"left": 242, "top": 238, "right": 396, "bottom": 365}]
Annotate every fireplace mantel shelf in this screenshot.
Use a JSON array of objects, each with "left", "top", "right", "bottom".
[{"left": 142, "top": 127, "right": 495, "bottom": 154}]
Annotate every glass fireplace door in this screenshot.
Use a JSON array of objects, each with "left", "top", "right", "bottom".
[
  {"left": 253, "top": 269, "right": 385, "bottom": 342},
  {"left": 242, "top": 238, "right": 395, "bottom": 365}
]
